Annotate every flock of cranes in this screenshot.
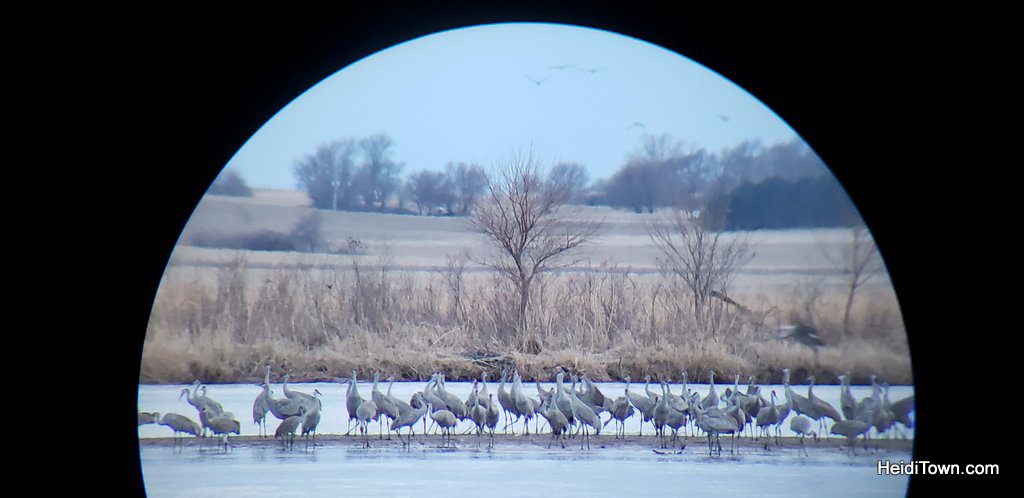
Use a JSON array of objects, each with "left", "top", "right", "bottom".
[{"left": 140, "top": 366, "right": 913, "bottom": 457}]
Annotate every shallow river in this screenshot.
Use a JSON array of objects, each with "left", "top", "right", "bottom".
[{"left": 139, "top": 381, "right": 914, "bottom": 497}]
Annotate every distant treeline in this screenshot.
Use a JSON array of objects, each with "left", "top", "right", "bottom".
[{"left": 216, "top": 133, "right": 859, "bottom": 229}]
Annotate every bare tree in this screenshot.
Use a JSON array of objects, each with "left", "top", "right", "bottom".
[
  {"left": 648, "top": 206, "right": 754, "bottom": 335},
  {"left": 468, "top": 151, "right": 600, "bottom": 352},
  {"left": 821, "top": 225, "right": 885, "bottom": 337}
]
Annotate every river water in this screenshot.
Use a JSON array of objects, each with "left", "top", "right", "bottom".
[{"left": 139, "top": 381, "right": 914, "bottom": 497}]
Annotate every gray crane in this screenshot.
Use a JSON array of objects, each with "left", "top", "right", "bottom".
[
  {"left": 702, "top": 370, "right": 719, "bottom": 409},
  {"left": 436, "top": 373, "right": 468, "bottom": 422},
  {"left": 258, "top": 382, "right": 303, "bottom": 421},
  {"left": 755, "top": 390, "right": 781, "bottom": 449},
  {"left": 478, "top": 372, "right": 492, "bottom": 409},
  {"left": 604, "top": 395, "right": 635, "bottom": 438},
  {"left": 807, "top": 375, "right": 842, "bottom": 437},
  {"left": 335, "top": 370, "right": 365, "bottom": 436},
  {"left": 691, "top": 393, "right": 740, "bottom": 456},
  {"left": 783, "top": 368, "right": 814, "bottom": 421},
  {"left": 385, "top": 377, "right": 411, "bottom": 412},
  {"left": 275, "top": 409, "right": 303, "bottom": 450},
  {"left": 427, "top": 400, "right": 458, "bottom": 448},
  {"left": 839, "top": 373, "right": 857, "bottom": 421},
  {"left": 201, "top": 406, "right": 241, "bottom": 452},
  {"left": 252, "top": 383, "right": 270, "bottom": 438},
  {"left": 355, "top": 399, "right": 379, "bottom": 448},
  {"left": 301, "top": 390, "right": 322, "bottom": 450},
  {"left": 623, "top": 376, "right": 653, "bottom": 436},
  {"left": 153, "top": 412, "right": 200, "bottom": 449},
  {"left": 282, "top": 373, "right": 318, "bottom": 412},
  {"left": 539, "top": 391, "right": 570, "bottom": 449},
  {"left": 789, "top": 415, "right": 817, "bottom": 456},
  {"left": 469, "top": 384, "right": 488, "bottom": 442},
  {"left": 884, "top": 385, "right": 914, "bottom": 438},
  {"left": 372, "top": 372, "right": 400, "bottom": 439},
  {"left": 138, "top": 412, "right": 158, "bottom": 426},
  {"left": 723, "top": 394, "right": 747, "bottom": 448},
  {"left": 830, "top": 419, "right": 871, "bottom": 455},
  {"left": 179, "top": 384, "right": 219, "bottom": 437},
  {"left": 510, "top": 371, "right": 536, "bottom": 435},
  {"left": 485, "top": 394, "right": 500, "bottom": 444},
  {"left": 564, "top": 371, "right": 601, "bottom": 449},
  {"left": 497, "top": 369, "right": 519, "bottom": 434},
  {"left": 390, "top": 393, "right": 429, "bottom": 449}
]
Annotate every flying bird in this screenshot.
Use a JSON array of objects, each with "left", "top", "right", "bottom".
[
  {"left": 627, "top": 121, "right": 646, "bottom": 129},
  {"left": 550, "top": 63, "right": 575, "bottom": 70},
  {"left": 525, "top": 75, "right": 550, "bottom": 86},
  {"left": 718, "top": 114, "right": 731, "bottom": 122},
  {"left": 577, "top": 66, "right": 604, "bottom": 74}
]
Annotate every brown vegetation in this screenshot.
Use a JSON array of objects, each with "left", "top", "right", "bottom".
[{"left": 140, "top": 253, "right": 911, "bottom": 384}]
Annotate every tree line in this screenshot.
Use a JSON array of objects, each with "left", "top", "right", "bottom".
[{"left": 279, "top": 132, "right": 858, "bottom": 228}]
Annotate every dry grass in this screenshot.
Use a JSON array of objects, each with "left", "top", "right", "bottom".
[
  {"left": 141, "top": 190, "right": 911, "bottom": 384},
  {"left": 141, "top": 255, "right": 911, "bottom": 384}
]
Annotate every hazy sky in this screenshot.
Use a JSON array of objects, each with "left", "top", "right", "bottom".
[{"left": 224, "top": 23, "right": 800, "bottom": 189}]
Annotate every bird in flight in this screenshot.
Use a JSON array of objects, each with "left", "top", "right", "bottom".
[
  {"left": 577, "top": 66, "right": 605, "bottom": 75},
  {"left": 717, "top": 114, "right": 731, "bottom": 122},
  {"left": 627, "top": 121, "right": 646, "bottom": 129},
  {"left": 526, "top": 75, "right": 550, "bottom": 86},
  {"left": 550, "top": 63, "right": 575, "bottom": 71}
]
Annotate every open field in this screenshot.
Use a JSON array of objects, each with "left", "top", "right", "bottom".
[{"left": 141, "top": 190, "right": 910, "bottom": 384}]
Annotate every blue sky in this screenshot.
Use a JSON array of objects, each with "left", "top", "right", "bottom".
[{"left": 223, "top": 23, "right": 800, "bottom": 189}]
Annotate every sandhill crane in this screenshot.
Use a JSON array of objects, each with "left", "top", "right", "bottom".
[
  {"left": 604, "top": 395, "right": 635, "bottom": 438},
  {"left": 662, "top": 398, "right": 688, "bottom": 449},
  {"left": 478, "top": 372, "right": 492, "bottom": 408},
  {"left": 485, "top": 394, "right": 500, "bottom": 443},
  {"left": 539, "top": 392, "right": 570, "bottom": 449},
  {"left": 372, "top": 372, "right": 399, "bottom": 439},
  {"left": 336, "top": 370, "right": 364, "bottom": 436},
  {"left": 153, "top": 412, "right": 200, "bottom": 449},
  {"left": 138, "top": 412, "right": 158, "bottom": 426},
  {"left": 807, "top": 376, "right": 842, "bottom": 436},
  {"left": 624, "top": 376, "right": 654, "bottom": 436},
  {"left": 252, "top": 384, "right": 270, "bottom": 438},
  {"left": 259, "top": 382, "right": 303, "bottom": 422},
  {"left": 783, "top": 368, "right": 814, "bottom": 421},
  {"left": 386, "top": 376, "right": 413, "bottom": 415},
  {"left": 427, "top": 400, "right": 458, "bottom": 448},
  {"left": 830, "top": 419, "right": 871, "bottom": 455},
  {"left": 789, "top": 415, "right": 817, "bottom": 456},
  {"left": 469, "top": 386, "right": 488, "bottom": 442},
  {"left": 498, "top": 370, "right": 519, "bottom": 434},
  {"left": 355, "top": 399, "right": 379, "bottom": 448},
  {"left": 885, "top": 386, "right": 915, "bottom": 438},
  {"left": 282, "top": 373, "right": 318, "bottom": 412},
  {"left": 179, "top": 384, "right": 219, "bottom": 437},
  {"left": 391, "top": 393, "right": 429, "bottom": 449},
  {"left": 724, "top": 394, "right": 747, "bottom": 448},
  {"left": 466, "top": 379, "right": 481, "bottom": 413},
  {"left": 436, "top": 373, "right": 468, "bottom": 422},
  {"left": 565, "top": 372, "right": 601, "bottom": 449},
  {"left": 301, "top": 390, "right": 322, "bottom": 450},
  {"left": 202, "top": 406, "right": 241, "bottom": 452},
  {"left": 511, "top": 371, "right": 536, "bottom": 435},
  {"left": 275, "top": 409, "right": 302, "bottom": 450},
  {"left": 702, "top": 370, "right": 719, "bottom": 409},
  {"left": 409, "top": 391, "right": 429, "bottom": 434},
  {"left": 580, "top": 375, "right": 608, "bottom": 413},
  {"left": 691, "top": 394, "right": 740, "bottom": 456},
  {"left": 755, "top": 391, "right": 781, "bottom": 449},
  {"left": 839, "top": 373, "right": 857, "bottom": 421}
]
